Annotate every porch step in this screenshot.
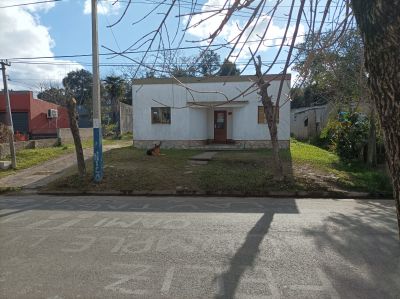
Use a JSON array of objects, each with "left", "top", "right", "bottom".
[
  {"left": 189, "top": 151, "right": 217, "bottom": 161},
  {"left": 190, "top": 144, "right": 244, "bottom": 151}
]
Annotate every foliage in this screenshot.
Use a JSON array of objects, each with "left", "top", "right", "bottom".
[
  {"left": 102, "top": 123, "right": 118, "bottom": 138},
  {"left": 292, "top": 30, "right": 365, "bottom": 108},
  {"left": 103, "top": 75, "right": 126, "bottom": 127},
  {"left": 198, "top": 50, "right": 221, "bottom": 76},
  {"left": 62, "top": 69, "right": 93, "bottom": 114},
  {"left": 320, "top": 112, "right": 370, "bottom": 161},
  {"left": 219, "top": 59, "right": 240, "bottom": 76},
  {"left": 37, "top": 87, "right": 68, "bottom": 106}
]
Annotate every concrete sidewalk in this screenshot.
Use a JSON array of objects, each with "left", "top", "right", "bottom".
[{"left": 0, "top": 142, "right": 130, "bottom": 189}]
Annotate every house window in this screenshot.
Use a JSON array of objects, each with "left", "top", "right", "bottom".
[
  {"left": 258, "top": 106, "right": 279, "bottom": 124},
  {"left": 304, "top": 117, "right": 308, "bottom": 127},
  {"left": 151, "top": 107, "right": 171, "bottom": 124}
]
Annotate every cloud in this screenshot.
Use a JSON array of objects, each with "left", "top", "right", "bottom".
[
  {"left": 0, "top": 1, "right": 83, "bottom": 90},
  {"left": 83, "top": 0, "right": 121, "bottom": 15},
  {"left": 185, "top": 0, "right": 305, "bottom": 59}
]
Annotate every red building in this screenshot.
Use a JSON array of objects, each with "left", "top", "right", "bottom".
[{"left": 0, "top": 91, "right": 69, "bottom": 139}]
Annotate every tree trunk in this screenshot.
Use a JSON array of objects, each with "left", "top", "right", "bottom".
[
  {"left": 67, "top": 97, "right": 86, "bottom": 177},
  {"left": 367, "top": 110, "right": 377, "bottom": 166},
  {"left": 352, "top": 0, "right": 400, "bottom": 237},
  {"left": 252, "top": 54, "right": 284, "bottom": 181},
  {"left": 265, "top": 105, "right": 283, "bottom": 180}
]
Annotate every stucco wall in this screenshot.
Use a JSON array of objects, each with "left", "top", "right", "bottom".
[
  {"left": 132, "top": 76, "right": 291, "bottom": 144},
  {"left": 57, "top": 128, "right": 93, "bottom": 144},
  {"left": 29, "top": 98, "right": 69, "bottom": 136},
  {"left": 120, "top": 102, "right": 133, "bottom": 134}
]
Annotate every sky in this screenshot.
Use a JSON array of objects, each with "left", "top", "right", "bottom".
[{"left": 0, "top": 0, "right": 333, "bottom": 92}]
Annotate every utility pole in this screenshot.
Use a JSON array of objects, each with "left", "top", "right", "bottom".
[
  {"left": 91, "top": 0, "right": 103, "bottom": 182},
  {"left": 1, "top": 60, "right": 17, "bottom": 169}
]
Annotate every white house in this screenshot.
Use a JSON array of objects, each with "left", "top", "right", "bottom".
[{"left": 132, "top": 75, "right": 291, "bottom": 149}]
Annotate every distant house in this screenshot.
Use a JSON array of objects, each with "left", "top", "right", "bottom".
[
  {"left": 76, "top": 105, "right": 92, "bottom": 128},
  {"left": 290, "top": 104, "right": 330, "bottom": 140},
  {"left": 0, "top": 91, "right": 69, "bottom": 139},
  {"left": 132, "top": 75, "right": 291, "bottom": 148}
]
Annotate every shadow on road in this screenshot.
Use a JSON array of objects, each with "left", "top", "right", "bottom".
[
  {"left": 2, "top": 195, "right": 399, "bottom": 297},
  {"left": 215, "top": 212, "right": 274, "bottom": 299},
  {"left": 304, "top": 200, "right": 400, "bottom": 298},
  {"left": 0, "top": 195, "right": 299, "bottom": 298}
]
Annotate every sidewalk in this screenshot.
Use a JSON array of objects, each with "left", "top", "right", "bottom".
[{"left": 0, "top": 142, "right": 130, "bottom": 189}]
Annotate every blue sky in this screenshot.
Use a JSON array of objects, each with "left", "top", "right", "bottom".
[{"left": 0, "top": 0, "right": 339, "bottom": 91}]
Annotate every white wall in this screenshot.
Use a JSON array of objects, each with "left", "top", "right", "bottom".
[
  {"left": 132, "top": 84, "right": 190, "bottom": 140},
  {"left": 133, "top": 78, "right": 291, "bottom": 141}
]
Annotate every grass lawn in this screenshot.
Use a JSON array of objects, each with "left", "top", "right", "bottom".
[
  {"left": 45, "top": 140, "right": 392, "bottom": 195},
  {"left": 0, "top": 139, "right": 127, "bottom": 179}
]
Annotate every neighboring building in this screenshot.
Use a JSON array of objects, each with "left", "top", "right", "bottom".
[
  {"left": 120, "top": 102, "right": 133, "bottom": 134},
  {"left": 76, "top": 105, "right": 92, "bottom": 128},
  {"left": 0, "top": 91, "right": 69, "bottom": 139},
  {"left": 132, "top": 75, "right": 291, "bottom": 148},
  {"left": 290, "top": 104, "right": 330, "bottom": 140}
]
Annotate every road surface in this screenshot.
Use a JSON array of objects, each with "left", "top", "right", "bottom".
[{"left": 0, "top": 195, "right": 399, "bottom": 298}]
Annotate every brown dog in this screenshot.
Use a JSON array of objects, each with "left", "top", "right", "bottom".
[{"left": 146, "top": 142, "right": 162, "bottom": 156}]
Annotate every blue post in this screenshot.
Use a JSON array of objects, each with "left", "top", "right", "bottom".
[
  {"left": 93, "top": 126, "right": 103, "bottom": 182},
  {"left": 91, "top": 0, "right": 103, "bottom": 182}
]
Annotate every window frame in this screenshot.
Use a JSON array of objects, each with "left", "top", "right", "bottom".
[
  {"left": 151, "top": 107, "right": 171, "bottom": 124},
  {"left": 258, "top": 105, "right": 279, "bottom": 124}
]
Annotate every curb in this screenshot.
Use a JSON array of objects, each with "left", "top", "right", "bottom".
[{"left": 35, "top": 189, "right": 393, "bottom": 199}]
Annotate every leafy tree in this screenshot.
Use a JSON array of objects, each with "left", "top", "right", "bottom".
[
  {"left": 321, "top": 112, "right": 370, "bottom": 161},
  {"left": 293, "top": 30, "right": 364, "bottom": 108},
  {"left": 219, "top": 59, "right": 240, "bottom": 76},
  {"left": 103, "top": 75, "right": 126, "bottom": 133},
  {"left": 37, "top": 87, "right": 68, "bottom": 106},
  {"left": 198, "top": 50, "right": 220, "bottom": 76},
  {"left": 62, "top": 69, "right": 93, "bottom": 110}
]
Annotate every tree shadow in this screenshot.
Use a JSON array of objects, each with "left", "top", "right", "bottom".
[
  {"left": 215, "top": 212, "right": 274, "bottom": 299},
  {"left": 304, "top": 200, "right": 400, "bottom": 298}
]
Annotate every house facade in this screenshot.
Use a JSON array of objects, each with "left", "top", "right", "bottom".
[
  {"left": 0, "top": 91, "right": 69, "bottom": 139},
  {"left": 132, "top": 75, "right": 291, "bottom": 149}
]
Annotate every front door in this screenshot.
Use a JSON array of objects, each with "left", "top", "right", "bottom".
[{"left": 214, "top": 110, "right": 227, "bottom": 143}]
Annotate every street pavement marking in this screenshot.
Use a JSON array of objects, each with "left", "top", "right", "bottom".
[
  {"left": 61, "top": 235, "right": 97, "bottom": 253},
  {"left": 160, "top": 266, "right": 175, "bottom": 294},
  {"left": 104, "top": 264, "right": 152, "bottom": 295},
  {"left": 289, "top": 268, "right": 340, "bottom": 299},
  {"left": 29, "top": 236, "right": 48, "bottom": 248}
]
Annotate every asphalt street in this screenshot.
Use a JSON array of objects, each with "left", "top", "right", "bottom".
[{"left": 0, "top": 195, "right": 399, "bottom": 298}]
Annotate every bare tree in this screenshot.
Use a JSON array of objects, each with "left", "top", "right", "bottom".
[
  {"left": 106, "top": 0, "right": 400, "bottom": 235},
  {"left": 66, "top": 98, "right": 86, "bottom": 177}
]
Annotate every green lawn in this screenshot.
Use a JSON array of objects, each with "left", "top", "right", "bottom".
[
  {"left": 290, "top": 139, "right": 392, "bottom": 193},
  {"left": 45, "top": 140, "right": 392, "bottom": 195},
  {"left": 0, "top": 139, "right": 128, "bottom": 179}
]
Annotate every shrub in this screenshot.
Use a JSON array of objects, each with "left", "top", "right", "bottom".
[{"left": 321, "top": 112, "right": 370, "bottom": 161}]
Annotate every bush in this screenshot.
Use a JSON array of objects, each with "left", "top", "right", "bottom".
[
  {"left": 102, "top": 123, "right": 118, "bottom": 138},
  {"left": 321, "top": 112, "right": 370, "bottom": 161}
]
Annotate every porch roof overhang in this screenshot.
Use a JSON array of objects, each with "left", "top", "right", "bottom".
[{"left": 187, "top": 100, "right": 249, "bottom": 108}]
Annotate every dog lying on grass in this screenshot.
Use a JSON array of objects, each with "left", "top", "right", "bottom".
[{"left": 146, "top": 142, "right": 162, "bottom": 156}]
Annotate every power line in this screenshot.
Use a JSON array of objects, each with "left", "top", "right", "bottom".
[
  {"left": 4, "top": 29, "right": 355, "bottom": 61},
  {"left": 0, "top": 0, "right": 62, "bottom": 9}
]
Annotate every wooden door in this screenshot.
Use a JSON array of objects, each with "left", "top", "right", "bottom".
[{"left": 214, "top": 111, "right": 227, "bottom": 143}]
